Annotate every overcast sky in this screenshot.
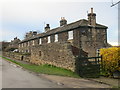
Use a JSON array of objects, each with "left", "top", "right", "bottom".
[{"left": 0, "top": 0, "right": 119, "bottom": 46}]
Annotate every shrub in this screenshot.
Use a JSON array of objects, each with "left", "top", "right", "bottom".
[{"left": 100, "top": 47, "right": 120, "bottom": 76}]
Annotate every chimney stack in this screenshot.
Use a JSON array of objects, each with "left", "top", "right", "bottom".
[
  {"left": 60, "top": 17, "right": 67, "bottom": 26},
  {"left": 45, "top": 24, "right": 50, "bottom": 32},
  {"left": 14, "top": 37, "right": 17, "bottom": 40},
  {"left": 88, "top": 8, "right": 96, "bottom": 26},
  {"left": 33, "top": 31, "right": 37, "bottom": 36},
  {"left": 91, "top": 8, "right": 93, "bottom": 14}
]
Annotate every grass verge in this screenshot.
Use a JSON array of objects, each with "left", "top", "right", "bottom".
[{"left": 1, "top": 56, "right": 80, "bottom": 78}]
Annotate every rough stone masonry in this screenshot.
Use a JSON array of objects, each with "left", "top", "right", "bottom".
[{"left": 5, "top": 8, "right": 110, "bottom": 72}]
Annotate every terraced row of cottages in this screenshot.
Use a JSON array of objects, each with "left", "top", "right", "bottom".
[{"left": 7, "top": 8, "right": 109, "bottom": 71}]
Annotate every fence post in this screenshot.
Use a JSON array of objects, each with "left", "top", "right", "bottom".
[{"left": 100, "top": 55, "right": 104, "bottom": 73}]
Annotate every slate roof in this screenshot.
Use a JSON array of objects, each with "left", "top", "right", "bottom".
[{"left": 19, "top": 19, "right": 108, "bottom": 43}]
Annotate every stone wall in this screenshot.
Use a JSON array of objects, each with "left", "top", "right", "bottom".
[
  {"left": 9, "top": 27, "right": 108, "bottom": 72},
  {"left": 4, "top": 27, "right": 108, "bottom": 72},
  {"left": 3, "top": 52, "right": 30, "bottom": 62},
  {"left": 19, "top": 27, "right": 107, "bottom": 58},
  {"left": 30, "top": 42, "right": 76, "bottom": 71},
  {"left": 74, "top": 27, "right": 107, "bottom": 57}
]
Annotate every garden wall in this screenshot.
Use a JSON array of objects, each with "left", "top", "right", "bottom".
[
  {"left": 30, "top": 42, "right": 76, "bottom": 71},
  {"left": 3, "top": 52, "right": 30, "bottom": 62}
]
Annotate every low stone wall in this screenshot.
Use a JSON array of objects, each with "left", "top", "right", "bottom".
[
  {"left": 30, "top": 42, "right": 76, "bottom": 71},
  {"left": 22, "top": 55, "right": 30, "bottom": 62},
  {"left": 3, "top": 52, "right": 30, "bottom": 62},
  {"left": 3, "top": 42, "right": 79, "bottom": 72}
]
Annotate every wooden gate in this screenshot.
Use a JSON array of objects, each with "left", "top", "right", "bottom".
[{"left": 75, "top": 56, "right": 102, "bottom": 78}]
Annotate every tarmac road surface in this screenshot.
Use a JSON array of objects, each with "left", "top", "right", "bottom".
[
  {"left": 0, "top": 57, "right": 2, "bottom": 89},
  {"left": 1, "top": 58, "right": 63, "bottom": 88},
  {"left": 1, "top": 57, "right": 111, "bottom": 88}
]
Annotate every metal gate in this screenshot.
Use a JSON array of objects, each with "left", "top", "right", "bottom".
[{"left": 75, "top": 56, "right": 102, "bottom": 78}]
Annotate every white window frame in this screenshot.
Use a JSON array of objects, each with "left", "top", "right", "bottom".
[
  {"left": 27, "top": 42, "right": 29, "bottom": 46},
  {"left": 28, "top": 49, "right": 29, "bottom": 53},
  {"left": 48, "top": 36, "right": 51, "bottom": 43},
  {"left": 39, "top": 38, "right": 42, "bottom": 44},
  {"left": 24, "top": 43, "right": 26, "bottom": 47},
  {"left": 19, "top": 44, "right": 20, "bottom": 48},
  {"left": 32, "top": 40, "right": 35, "bottom": 45},
  {"left": 55, "top": 34, "right": 58, "bottom": 42},
  {"left": 22, "top": 43, "right": 23, "bottom": 47},
  {"left": 68, "top": 31, "right": 73, "bottom": 40}
]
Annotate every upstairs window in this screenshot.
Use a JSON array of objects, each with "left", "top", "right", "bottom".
[
  {"left": 32, "top": 40, "right": 35, "bottom": 45},
  {"left": 28, "top": 41, "right": 29, "bottom": 46},
  {"left": 39, "top": 38, "right": 42, "bottom": 44},
  {"left": 55, "top": 34, "right": 58, "bottom": 42},
  {"left": 19, "top": 44, "right": 20, "bottom": 48},
  {"left": 48, "top": 36, "right": 51, "bottom": 43},
  {"left": 68, "top": 31, "right": 73, "bottom": 40},
  {"left": 22, "top": 43, "right": 24, "bottom": 47},
  {"left": 24, "top": 43, "right": 26, "bottom": 47}
]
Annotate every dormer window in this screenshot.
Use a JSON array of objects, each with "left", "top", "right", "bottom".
[
  {"left": 68, "top": 31, "right": 73, "bottom": 40},
  {"left": 48, "top": 36, "right": 51, "bottom": 43},
  {"left": 55, "top": 34, "right": 58, "bottom": 42}
]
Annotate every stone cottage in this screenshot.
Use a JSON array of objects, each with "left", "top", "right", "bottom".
[
  {"left": 5, "top": 37, "right": 21, "bottom": 52},
  {"left": 0, "top": 41, "right": 10, "bottom": 51},
  {"left": 18, "top": 8, "right": 108, "bottom": 71}
]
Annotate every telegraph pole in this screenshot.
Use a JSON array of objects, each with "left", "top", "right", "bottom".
[{"left": 111, "top": 0, "right": 120, "bottom": 7}]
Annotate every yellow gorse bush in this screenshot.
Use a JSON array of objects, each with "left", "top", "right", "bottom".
[{"left": 100, "top": 47, "right": 120, "bottom": 73}]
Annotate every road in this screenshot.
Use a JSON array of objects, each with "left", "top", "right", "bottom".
[
  {"left": 1, "top": 58, "right": 63, "bottom": 88},
  {"left": 1, "top": 57, "right": 111, "bottom": 88},
  {"left": 0, "top": 57, "right": 2, "bottom": 89}
]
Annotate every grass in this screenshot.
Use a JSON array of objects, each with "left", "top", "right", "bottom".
[
  {"left": 112, "top": 86, "right": 120, "bottom": 88},
  {"left": 1, "top": 56, "right": 80, "bottom": 78}
]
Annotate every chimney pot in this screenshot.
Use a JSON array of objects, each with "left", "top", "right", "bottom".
[
  {"left": 91, "top": 8, "right": 93, "bottom": 13},
  {"left": 46, "top": 24, "right": 49, "bottom": 27}
]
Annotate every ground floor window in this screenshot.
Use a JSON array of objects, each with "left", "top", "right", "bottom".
[{"left": 39, "top": 51, "right": 42, "bottom": 56}]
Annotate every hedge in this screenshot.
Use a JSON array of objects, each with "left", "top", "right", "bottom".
[{"left": 100, "top": 47, "right": 120, "bottom": 75}]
